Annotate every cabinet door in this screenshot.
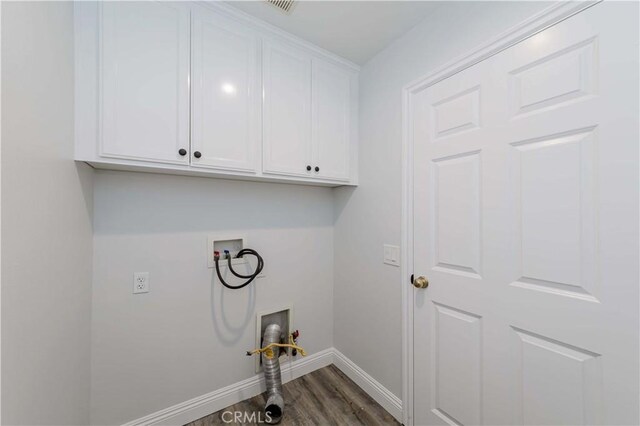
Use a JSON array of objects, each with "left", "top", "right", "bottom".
[
  {"left": 191, "top": 8, "right": 260, "bottom": 172},
  {"left": 100, "top": 2, "right": 190, "bottom": 164},
  {"left": 312, "top": 59, "right": 352, "bottom": 181},
  {"left": 262, "top": 40, "right": 312, "bottom": 177}
]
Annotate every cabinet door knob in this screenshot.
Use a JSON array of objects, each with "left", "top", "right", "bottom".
[
  {"left": 178, "top": 148, "right": 187, "bottom": 156},
  {"left": 194, "top": 151, "right": 202, "bottom": 159},
  {"left": 315, "top": 166, "right": 320, "bottom": 172},
  {"left": 306, "top": 165, "right": 312, "bottom": 171}
]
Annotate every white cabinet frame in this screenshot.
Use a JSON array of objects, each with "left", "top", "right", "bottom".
[{"left": 75, "top": 1, "right": 359, "bottom": 187}]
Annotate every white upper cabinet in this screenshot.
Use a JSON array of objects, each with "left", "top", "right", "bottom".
[
  {"left": 75, "top": 2, "right": 358, "bottom": 186},
  {"left": 99, "top": 2, "right": 190, "bottom": 164},
  {"left": 262, "top": 44, "right": 357, "bottom": 182},
  {"left": 262, "top": 40, "right": 313, "bottom": 178},
  {"left": 312, "top": 59, "right": 354, "bottom": 181},
  {"left": 191, "top": 7, "right": 260, "bottom": 173}
]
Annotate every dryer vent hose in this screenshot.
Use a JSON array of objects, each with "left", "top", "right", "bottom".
[{"left": 262, "top": 324, "right": 284, "bottom": 424}]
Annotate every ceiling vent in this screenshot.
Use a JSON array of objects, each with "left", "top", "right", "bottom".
[{"left": 266, "top": 0, "right": 296, "bottom": 14}]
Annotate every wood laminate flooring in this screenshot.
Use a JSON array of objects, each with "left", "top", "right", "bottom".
[{"left": 187, "top": 365, "right": 400, "bottom": 426}]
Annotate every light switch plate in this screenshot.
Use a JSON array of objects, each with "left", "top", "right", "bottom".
[{"left": 383, "top": 244, "right": 400, "bottom": 267}]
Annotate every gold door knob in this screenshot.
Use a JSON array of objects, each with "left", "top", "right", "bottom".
[{"left": 413, "top": 276, "right": 429, "bottom": 289}]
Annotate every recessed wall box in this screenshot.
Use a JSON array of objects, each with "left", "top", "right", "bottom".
[
  {"left": 255, "top": 306, "right": 293, "bottom": 373},
  {"left": 207, "top": 234, "right": 247, "bottom": 268}
]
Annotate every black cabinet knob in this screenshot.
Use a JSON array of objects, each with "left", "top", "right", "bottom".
[
  {"left": 306, "top": 165, "right": 312, "bottom": 171},
  {"left": 178, "top": 148, "right": 187, "bottom": 156},
  {"left": 194, "top": 151, "right": 202, "bottom": 159},
  {"left": 315, "top": 166, "right": 320, "bottom": 172}
]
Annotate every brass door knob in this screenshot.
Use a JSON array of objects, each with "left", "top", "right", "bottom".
[{"left": 413, "top": 276, "right": 429, "bottom": 289}]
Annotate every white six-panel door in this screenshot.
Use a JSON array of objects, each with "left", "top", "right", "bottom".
[
  {"left": 100, "top": 1, "right": 190, "bottom": 164},
  {"left": 411, "top": 3, "right": 638, "bottom": 425}
]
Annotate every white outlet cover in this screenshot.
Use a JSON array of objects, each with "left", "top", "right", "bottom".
[{"left": 133, "top": 272, "right": 150, "bottom": 294}]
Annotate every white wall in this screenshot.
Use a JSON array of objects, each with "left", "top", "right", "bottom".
[
  {"left": 1, "top": 2, "right": 93, "bottom": 424},
  {"left": 91, "top": 171, "right": 334, "bottom": 424},
  {"left": 0, "top": 3, "right": 561, "bottom": 425},
  {"left": 333, "top": 1, "right": 552, "bottom": 399}
]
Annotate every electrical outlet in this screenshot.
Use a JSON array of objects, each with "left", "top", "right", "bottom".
[{"left": 133, "top": 272, "right": 149, "bottom": 294}]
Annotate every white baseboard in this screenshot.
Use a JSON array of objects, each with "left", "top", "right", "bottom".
[
  {"left": 332, "top": 349, "right": 403, "bottom": 422},
  {"left": 123, "top": 348, "right": 334, "bottom": 426},
  {"left": 122, "top": 348, "right": 402, "bottom": 426}
]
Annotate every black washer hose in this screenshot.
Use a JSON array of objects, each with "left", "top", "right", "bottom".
[{"left": 214, "top": 248, "right": 264, "bottom": 290}]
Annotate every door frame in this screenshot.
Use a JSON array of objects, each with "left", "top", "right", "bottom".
[{"left": 399, "top": 2, "right": 599, "bottom": 424}]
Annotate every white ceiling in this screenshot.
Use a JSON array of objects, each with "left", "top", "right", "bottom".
[{"left": 224, "top": 1, "right": 442, "bottom": 65}]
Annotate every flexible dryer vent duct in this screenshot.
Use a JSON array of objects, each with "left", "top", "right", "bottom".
[{"left": 262, "top": 324, "right": 284, "bottom": 424}]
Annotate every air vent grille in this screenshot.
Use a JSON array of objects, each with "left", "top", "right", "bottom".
[{"left": 266, "top": 0, "right": 295, "bottom": 13}]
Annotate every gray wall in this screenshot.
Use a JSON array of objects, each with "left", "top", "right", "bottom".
[
  {"left": 1, "top": 2, "right": 93, "bottom": 424},
  {"left": 91, "top": 171, "right": 334, "bottom": 424},
  {"left": 333, "top": 1, "right": 552, "bottom": 399}
]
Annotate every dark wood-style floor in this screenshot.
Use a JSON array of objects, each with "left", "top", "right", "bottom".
[{"left": 187, "top": 365, "right": 400, "bottom": 426}]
